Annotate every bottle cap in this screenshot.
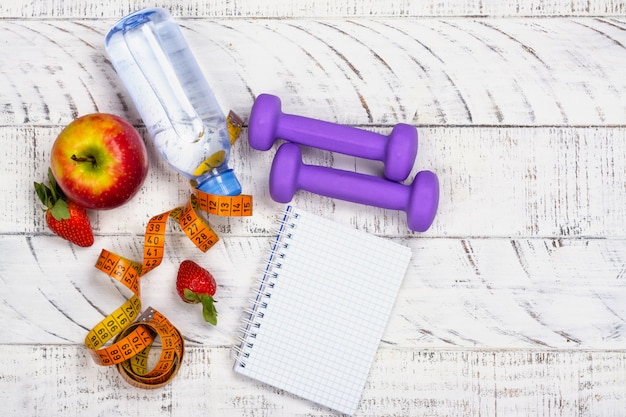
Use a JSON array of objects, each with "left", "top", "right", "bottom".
[{"left": 196, "top": 168, "right": 242, "bottom": 196}]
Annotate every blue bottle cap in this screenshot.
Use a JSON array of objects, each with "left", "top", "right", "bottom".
[{"left": 195, "top": 168, "right": 242, "bottom": 196}]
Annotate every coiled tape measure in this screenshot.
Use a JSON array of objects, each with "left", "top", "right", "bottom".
[{"left": 84, "top": 112, "right": 251, "bottom": 388}]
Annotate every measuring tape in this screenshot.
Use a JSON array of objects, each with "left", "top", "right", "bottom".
[{"left": 84, "top": 112, "right": 251, "bottom": 388}]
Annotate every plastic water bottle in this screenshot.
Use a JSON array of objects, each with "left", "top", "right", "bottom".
[{"left": 104, "top": 7, "right": 242, "bottom": 195}]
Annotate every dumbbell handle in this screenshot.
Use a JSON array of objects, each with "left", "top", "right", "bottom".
[
  {"left": 294, "top": 163, "right": 409, "bottom": 210},
  {"left": 275, "top": 114, "right": 390, "bottom": 160}
]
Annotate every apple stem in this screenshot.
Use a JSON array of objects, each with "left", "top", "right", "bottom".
[{"left": 71, "top": 155, "right": 97, "bottom": 167}]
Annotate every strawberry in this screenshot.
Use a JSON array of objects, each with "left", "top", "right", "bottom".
[
  {"left": 34, "top": 168, "right": 94, "bottom": 247},
  {"left": 176, "top": 260, "right": 218, "bottom": 325}
]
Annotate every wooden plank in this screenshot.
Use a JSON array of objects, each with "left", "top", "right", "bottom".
[
  {"left": 10, "top": 126, "right": 626, "bottom": 236},
  {"left": 2, "top": 7, "right": 626, "bottom": 417},
  {"left": 3, "top": 1, "right": 626, "bottom": 18},
  {"left": 1, "top": 345, "right": 625, "bottom": 416},
  {"left": 0, "top": 19, "right": 624, "bottom": 127},
  {"left": 3, "top": 235, "right": 626, "bottom": 348}
]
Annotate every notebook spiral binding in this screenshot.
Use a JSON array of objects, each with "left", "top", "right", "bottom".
[{"left": 232, "top": 206, "right": 298, "bottom": 367}]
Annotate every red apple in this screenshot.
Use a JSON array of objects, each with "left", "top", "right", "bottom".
[{"left": 50, "top": 113, "right": 149, "bottom": 210}]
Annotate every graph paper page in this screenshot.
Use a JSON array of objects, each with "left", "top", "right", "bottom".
[{"left": 234, "top": 206, "right": 412, "bottom": 415}]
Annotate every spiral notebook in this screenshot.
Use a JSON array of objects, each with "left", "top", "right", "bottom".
[{"left": 233, "top": 206, "right": 412, "bottom": 415}]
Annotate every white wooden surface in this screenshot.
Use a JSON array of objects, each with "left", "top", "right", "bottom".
[{"left": 2, "top": 1, "right": 626, "bottom": 415}]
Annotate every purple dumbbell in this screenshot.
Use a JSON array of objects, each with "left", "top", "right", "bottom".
[
  {"left": 270, "top": 143, "right": 439, "bottom": 232},
  {"left": 249, "top": 93, "right": 418, "bottom": 182}
]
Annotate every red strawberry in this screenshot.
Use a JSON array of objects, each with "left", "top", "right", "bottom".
[
  {"left": 34, "top": 168, "right": 94, "bottom": 247},
  {"left": 176, "top": 260, "right": 218, "bottom": 325}
]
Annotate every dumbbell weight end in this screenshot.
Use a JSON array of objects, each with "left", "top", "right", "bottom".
[
  {"left": 406, "top": 170, "right": 439, "bottom": 232},
  {"left": 248, "top": 94, "right": 282, "bottom": 151},
  {"left": 385, "top": 123, "right": 418, "bottom": 182}
]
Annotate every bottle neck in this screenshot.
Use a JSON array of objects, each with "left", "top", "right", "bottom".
[{"left": 195, "top": 166, "right": 242, "bottom": 196}]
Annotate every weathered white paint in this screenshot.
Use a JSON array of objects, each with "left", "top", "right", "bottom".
[
  {"left": 4, "top": 0, "right": 626, "bottom": 18},
  {"left": 5, "top": 126, "right": 626, "bottom": 236},
  {"left": 2, "top": 18, "right": 626, "bottom": 127},
  {"left": 2, "top": 235, "right": 626, "bottom": 348},
  {"left": 1, "top": 1, "right": 626, "bottom": 416},
  {"left": 2, "top": 346, "right": 626, "bottom": 416}
]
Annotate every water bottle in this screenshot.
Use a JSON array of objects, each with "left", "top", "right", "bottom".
[{"left": 104, "top": 7, "right": 242, "bottom": 196}]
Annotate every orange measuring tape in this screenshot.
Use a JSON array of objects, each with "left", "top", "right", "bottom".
[{"left": 84, "top": 112, "right": 251, "bottom": 388}]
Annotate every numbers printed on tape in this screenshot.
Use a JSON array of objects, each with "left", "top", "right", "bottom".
[
  {"left": 95, "top": 249, "right": 141, "bottom": 294},
  {"left": 85, "top": 190, "right": 252, "bottom": 388},
  {"left": 193, "top": 189, "right": 253, "bottom": 217},
  {"left": 115, "top": 309, "right": 185, "bottom": 388},
  {"left": 85, "top": 111, "right": 252, "bottom": 388},
  {"left": 85, "top": 295, "right": 142, "bottom": 354},
  {"left": 170, "top": 196, "right": 220, "bottom": 253}
]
